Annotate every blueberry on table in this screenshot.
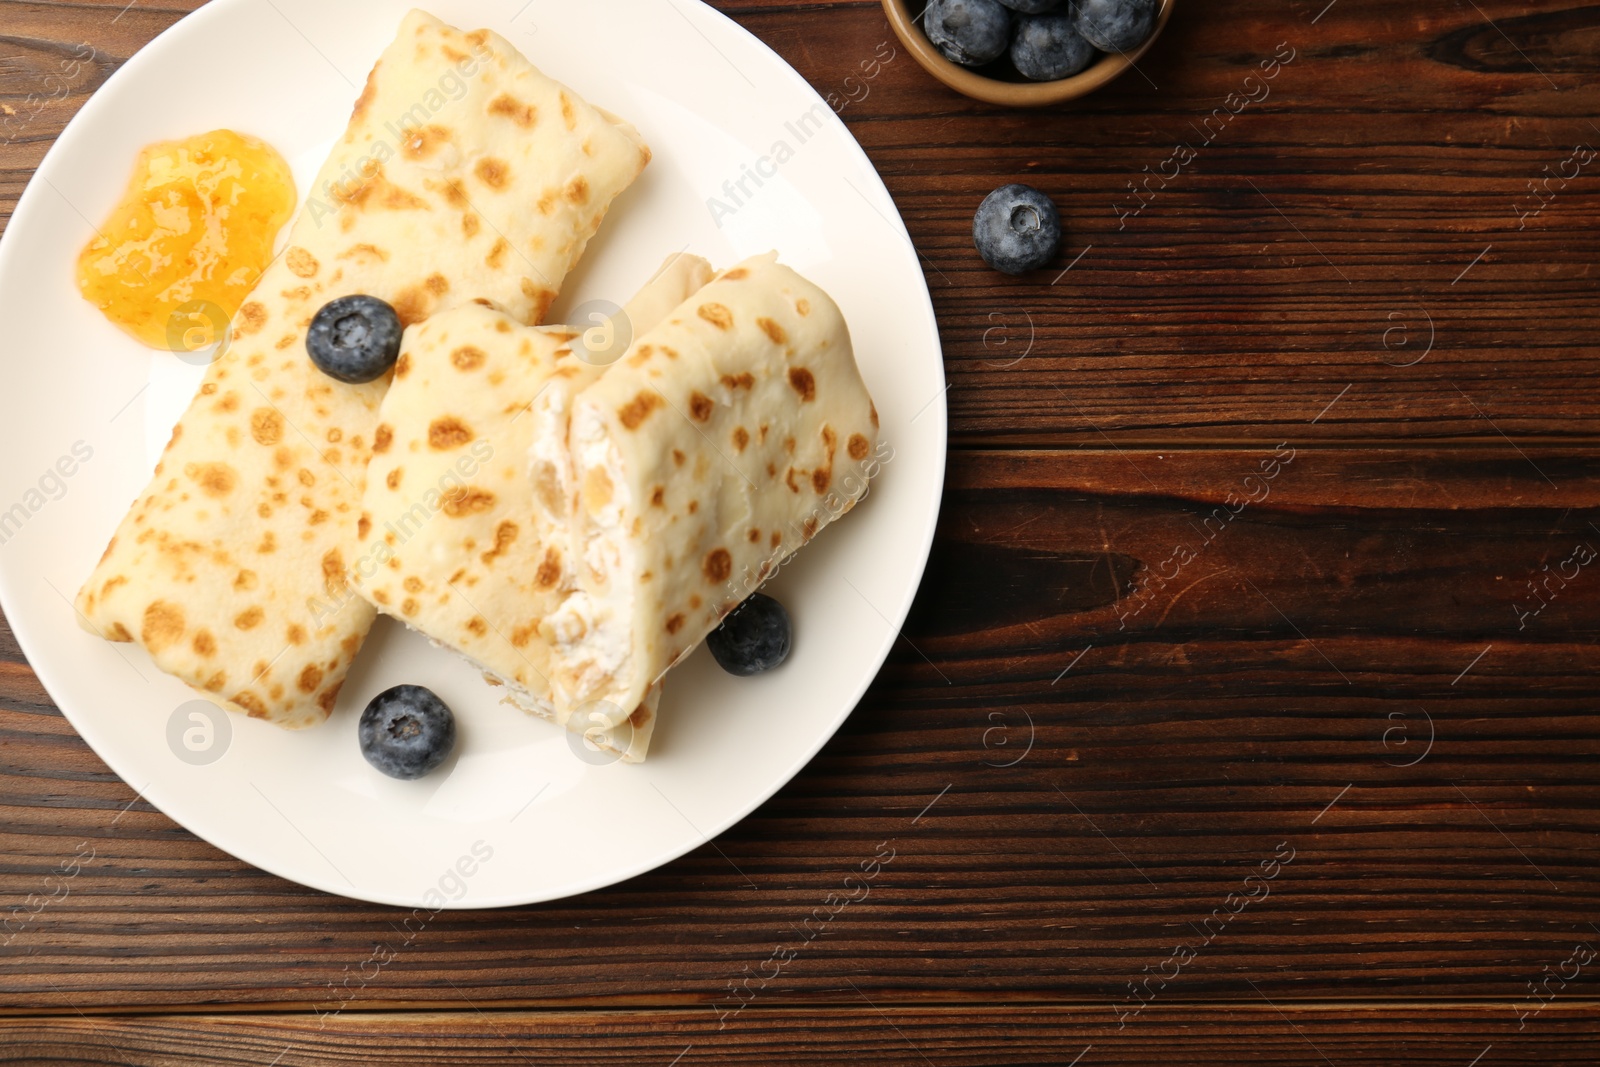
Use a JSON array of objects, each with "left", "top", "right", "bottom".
[
  {"left": 1071, "top": 0, "right": 1159, "bottom": 53},
  {"left": 925, "top": 0, "right": 1013, "bottom": 67},
  {"left": 1011, "top": 14, "right": 1098, "bottom": 80},
  {"left": 306, "top": 294, "right": 403, "bottom": 384},
  {"left": 707, "top": 593, "right": 792, "bottom": 676},
  {"left": 359, "top": 685, "right": 457, "bottom": 780},
  {"left": 997, "top": 0, "right": 1065, "bottom": 12},
  {"left": 973, "top": 184, "right": 1063, "bottom": 275}
]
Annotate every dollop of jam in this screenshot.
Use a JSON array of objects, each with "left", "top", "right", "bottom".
[{"left": 75, "top": 129, "right": 296, "bottom": 352}]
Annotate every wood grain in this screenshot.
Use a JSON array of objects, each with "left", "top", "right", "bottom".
[
  {"left": 7, "top": 1, "right": 1600, "bottom": 443},
  {"left": 3, "top": 449, "right": 1597, "bottom": 1013},
  {"left": 4, "top": 1004, "right": 1600, "bottom": 1065}
]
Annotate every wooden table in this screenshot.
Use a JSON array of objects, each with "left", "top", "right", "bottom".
[{"left": 4, "top": 0, "right": 1598, "bottom": 1061}]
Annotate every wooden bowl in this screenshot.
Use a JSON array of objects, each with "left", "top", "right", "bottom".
[{"left": 881, "top": 0, "right": 1174, "bottom": 107}]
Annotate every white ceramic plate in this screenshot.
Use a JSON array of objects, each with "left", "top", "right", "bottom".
[{"left": 0, "top": 0, "right": 944, "bottom": 908}]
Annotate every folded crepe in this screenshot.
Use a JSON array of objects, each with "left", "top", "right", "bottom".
[
  {"left": 537, "top": 253, "right": 880, "bottom": 722},
  {"left": 353, "top": 254, "right": 713, "bottom": 760},
  {"left": 74, "top": 9, "right": 651, "bottom": 728}
]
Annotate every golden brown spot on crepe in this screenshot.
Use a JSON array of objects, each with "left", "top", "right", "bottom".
[
  {"left": 789, "top": 367, "right": 816, "bottom": 402},
  {"left": 688, "top": 391, "right": 714, "bottom": 422},
  {"left": 459, "top": 212, "right": 482, "bottom": 238},
  {"left": 510, "top": 623, "right": 537, "bottom": 648},
  {"left": 202, "top": 670, "right": 226, "bottom": 692},
  {"left": 401, "top": 598, "right": 418, "bottom": 617},
  {"left": 258, "top": 532, "right": 276, "bottom": 554},
  {"left": 274, "top": 447, "right": 293, "bottom": 469},
  {"left": 688, "top": 500, "right": 700, "bottom": 516},
  {"left": 422, "top": 275, "right": 449, "bottom": 300},
  {"left": 385, "top": 468, "right": 401, "bottom": 491},
  {"left": 401, "top": 124, "right": 452, "bottom": 159},
  {"left": 536, "top": 189, "right": 557, "bottom": 216},
  {"left": 316, "top": 684, "right": 341, "bottom": 714},
  {"left": 234, "top": 569, "right": 258, "bottom": 592},
  {"left": 186, "top": 462, "right": 237, "bottom": 498},
  {"left": 560, "top": 91, "right": 576, "bottom": 130},
  {"left": 536, "top": 547, "right": 562, "bottom": 588},
  {"left": 237, "top": 301, "right": 267, "bottom": 337},
  {"left": 373, "top": 424, "right": 394, "bottom": 453},
  {"left": 188, "top": 629, "right": 215, "bottom": 658},
  {"left": 340, "top": 243, "right": 389, "bottom": 262},
  {"left": 200, "top": 383, "right": 217, "bottom": 396},
  {"left": 483, "top": 236, "right": 511, "bottom": 269},
  {"left": 234, "top": 606, "right": 264, "bottom": 631},
  {"left": 441, "top": 487, "right": 496, "bottom": 517},
  {"left": 721, "top": 373, "right": 754, "bottom": 391},
  {"left": 275, "top": 333, "right": 299, "bottom": 350},
  {"left": 732, "top": 426, "right": 750, "bottom": 452},
  {"left": 286, "top": 624, "right": 306, "bottom": 646},
  {"left": 650, "top": 486, "right": 666, "bottom": 507},
  {"left": 704, "top": 548, "right": 732, "bottom": 583},
  {"left": 350, "top": 62, "right": 380, "bottom": 121},
  {"left": 216, "top": 392, "right": 239, "bottom": 413},
  {"left": 697, "top": 303, "right": 733, "bottom": 330},
  {"left": 429, "top": 417, "right": 473, "bottom": 450},
  {"left": 298, "top": 468, "right": 316, "bottom": 487},
  {"left": 475, "top": 157, "right": 510, "bottom": 190},
  {"left": 297, "top": 664, "right": 324, "bottom": 694},
  {"left": 803, "top": 517, "right": 819, "bottom": 540},
  {"left": 309, "top": 510, "right": 329, "bottom": 526},
  {"left": 673, "top": 450, "right": 686, "bottom": 467},
  {"left": 393, "top": 289, "right": 430, "bottom": 328},
  {"left": 813, "top": 468, "right": 831, "bottom": 493},
  {"left": 286, "top": 246, "right": 319, "bottom": 278},
  {"left": 495, "top": 321, "right": 512, "bottom": 334},
  {"left": 565, "top": 176, "right": 589, "bottom": 204},
  {"left": 748, "top": 529, "right": 762, "bottom": 544},
  {"left": 452, "top": 345, "right": 487, "bottom": 371},
  {"left": 758, "top": 317, "right": 787, "bottom": 345},
  {"left": 629, "top": 703, "right": 653, "bottom": 729},
  {"left": 488, "top": 93, "right": 536, "bottom": 126},
  {"left": 481, "top": 521, "right": 518, "bottom": 566},
  {"left": 618, "top": 391, "right": 663, "bottom": 430},
  {"left": 771, "top": 531, "right": 783, "bottom": 549},
  {"left": 786, "top": 467, "right": 801, "bottom": 493},
  {"left": 234, "top": 692, "right": 269, "bottom": 719},
  {"left": 665, "top": 614, "right": 686, "bottom": 635},
  {"left": 357, "top": 514, "right": 372, "bottom": 539},
  {"left": 795, "top": 297, "right": 811, "bottom": 316},
  {"left": 341, "top": 633, "right": 361, "bottom": 659},
  {"left": 404, "top": 576, "right": 424, "bottom": 594},
  {"left": 723, "top": 267, "right": 749, "bottom": 281},
  {"left": 322, "top": 549, "right": 346, "bottom": 595},
  {"left": 467, "top": 617, "right": 488, "bottom": 637},
  {"left": 849, "top": 433, "right": 870, "bottom": 460},
  {"left": 250, "top": 408, "right": 283, "bottom": 446},
  {"left": 869, "top": 402, "right": 879, "bottom": 429},
  {"left": 373, "top": 589, "right": 389, "bottom": 605}
]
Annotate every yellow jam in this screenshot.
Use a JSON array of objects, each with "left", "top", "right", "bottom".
[{"left": 75, "top": 129, "right": 296, "bottom": 352}]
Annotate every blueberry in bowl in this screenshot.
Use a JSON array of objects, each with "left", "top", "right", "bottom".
[{"left": 882, "top": 0, "right": 1173, "bottom": 106}]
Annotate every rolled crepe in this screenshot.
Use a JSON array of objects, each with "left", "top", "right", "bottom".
[
  {"left": 538, "top": 253, "right": 880, "bottom": 721},
  {"left": 74, "top": 9, "right": 651, "bottom": 728},
  {"left": 353, "top": 254, "right": 712, "bottom": 761}
]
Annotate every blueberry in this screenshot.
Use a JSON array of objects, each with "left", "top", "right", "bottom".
[
  {"left": 306, "top": 294, "right": 403, "bottom": 384},
  {"left": 925, "top": 0, "right": 1012, "bottom": 67},
  {"left": 997, "top": 0, "right": 1064, "bottom": 12},
  {"left": 359, "top": 684, "right": 456, "bottom": 780},
  {"left": 973, "top": 184, "right": 1062, "bottom": 274},
  {"left": 707, "top": 593, "right": 792, "bottom": 676},
  {"left": 1011, "top": 14, "right": 1098, "bottom": 80},
  {"left": 1071, "top": 0, "right": 1158, "bottom": 53}
]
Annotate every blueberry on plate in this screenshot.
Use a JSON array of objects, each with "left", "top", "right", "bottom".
[
  {"left": 973, "top": 184, "right": 1063, "bottom": 274},
  {"left": 925, "top": 0, "right": 1013, "bottom": 67},
  {"left": 997, "top": 0, "right": 1064, "bottom": 12},
  {"left": 1071, "top": 0, "right": 1159, "bottom": 53},
  {"left": 359, "top": 684, "right": 456, "bottom": 780},
  {"left": 707, "top": 593, "right": 792, "bottom": 676},
  {"left": 1011, "top": 14, "right": 1098, "bottom": 80},
  {"left": 306, "top": 294, "right": 403, "bottom": 384}
]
